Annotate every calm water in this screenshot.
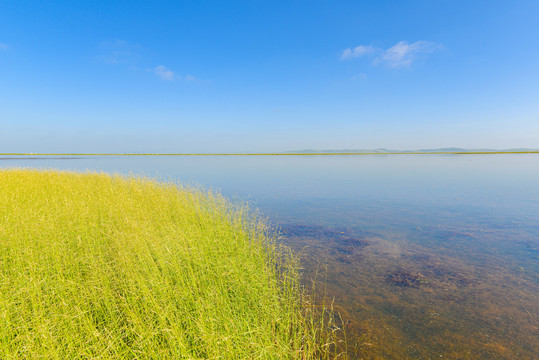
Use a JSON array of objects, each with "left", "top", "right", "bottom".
[{"left": 2, "top": 155, "right": 538, "bottom": 359}]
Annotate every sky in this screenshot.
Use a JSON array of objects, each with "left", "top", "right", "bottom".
[{"left": 1, "top": 0, "right": 539, "bottom": 153}]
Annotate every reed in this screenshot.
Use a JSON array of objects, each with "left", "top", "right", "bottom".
[{"left": 0, "top": 169, "right": 341, "bottom": 359}]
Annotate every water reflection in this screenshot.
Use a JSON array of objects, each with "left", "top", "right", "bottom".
[{"left": 2, "top": 155, "right": 538, "bottom": 359}]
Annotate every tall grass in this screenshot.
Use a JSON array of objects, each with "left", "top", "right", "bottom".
[{"left": 0, "top": 169, "right": 342, "bottom": 359}]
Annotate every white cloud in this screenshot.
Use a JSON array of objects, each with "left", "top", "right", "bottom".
[
  {"left": 341, "top": 40, "right": 442, "bottom": 68},
  {"left": 0, "top": 43, "right": 9, "bottom": 51},
  {"left": 154, "top": 65, "right": 176, "bottom": 81},
  {"left": 378, "top": 41, "right": 440, "bottom": 68},
  {"left": 341, "top": 45, "right": 375, "bottom": 60}
]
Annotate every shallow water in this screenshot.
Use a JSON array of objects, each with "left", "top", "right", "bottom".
[{"left": 2, "top": 155, "right": 538, "bottom": 359}]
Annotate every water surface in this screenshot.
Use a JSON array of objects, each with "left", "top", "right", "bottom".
[{"left": 2, "top": 155, "right": 538, "bottom": 359}]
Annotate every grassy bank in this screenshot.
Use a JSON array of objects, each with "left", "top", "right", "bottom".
[
  {"left": 2, "top": 151, "right": 539, "bottom": 156},
  {"left": 0, "top": 169, "right": 337, "bottom": 359}
]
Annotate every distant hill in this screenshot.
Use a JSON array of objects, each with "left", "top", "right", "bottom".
[{"left": 283, "top": 148, "right": 539, "bottom": 154}]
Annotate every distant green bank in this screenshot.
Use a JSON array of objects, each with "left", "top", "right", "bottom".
[
  {"left": 0, "top": 170, "right": 337, "bottom": 359},
  {"left": 1, "top": 151, "right": 539, "bottom": 156}
]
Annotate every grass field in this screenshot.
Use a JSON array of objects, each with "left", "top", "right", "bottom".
[{"left": 0, "top": 169, "right": 339, "bottom": 359}]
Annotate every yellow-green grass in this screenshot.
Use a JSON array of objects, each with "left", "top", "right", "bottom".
[{"left": 0, "top": 169, "right": 335, "bottom": 359}]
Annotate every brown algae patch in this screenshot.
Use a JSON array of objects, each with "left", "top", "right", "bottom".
[{"left": 279, "top": 222, "right": 539, "bottom": 359}]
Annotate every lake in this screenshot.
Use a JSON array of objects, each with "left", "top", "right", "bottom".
[{"left": 2, "top": 154, "right": 538, "bottom": 359}]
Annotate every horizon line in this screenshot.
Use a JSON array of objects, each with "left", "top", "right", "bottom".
[{"left": 2, "top": 151, "right": 539, "bottom": 156}]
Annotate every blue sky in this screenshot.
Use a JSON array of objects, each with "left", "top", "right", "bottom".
[{"left": 1, "top": 0, "right": 538, "bottom": 152}]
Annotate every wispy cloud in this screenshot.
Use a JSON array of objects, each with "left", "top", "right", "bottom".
[
  {"left": 341, "top": 40, "right": 442, "bottom": 68},
  {"left": 0, "top": 43, "right": 9, "bottom": 51},
  {"left": 377, "top": 41, "right": 441, "bottom": 68},
  {"left": 151, "top": 66, "right": 199, "bottom": 82},
  {"left": 97, "top": 40, "right": 200, "bottom": 82},
  {"left": 351, "top": 73, "right": 367, "bottom": 80},
  {"left": 154, "top": 65, "right": 176, "bottom": 81},
  {"left": 97, "top": 40, "right": 139, "bottom": 64},
  {"left": 341, "top": 45, "right": 375, "bottom": 60}
]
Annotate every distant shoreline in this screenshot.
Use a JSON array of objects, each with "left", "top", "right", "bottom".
[
  {"left": 2, "top": 151, "right": 539, "bottom": 157},
  {"left": 0, "top": 157, "right": 82, "bottom": 160}
]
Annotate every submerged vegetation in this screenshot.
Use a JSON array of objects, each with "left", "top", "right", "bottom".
[{"left": 0, "top": 169, "right": 341, "bottom": 359}]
